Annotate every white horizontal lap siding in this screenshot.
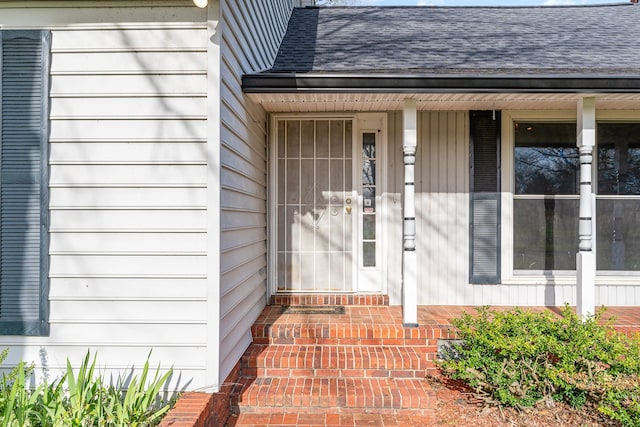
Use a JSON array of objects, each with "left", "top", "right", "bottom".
[
  {"left": 2, "top": 344, "right": 206, "bottom": 370},
  {"left": 0, "top": 8, "right": 211, "bottom": 389},
  {"left": 218, "top": 0, "right": 293, "bottom": 384},
  {"left": 0, "top": 6, "right": 206, "bottom": 28},
  {"left": 1, "top": 343, "right": 206, "bottom": 391}
]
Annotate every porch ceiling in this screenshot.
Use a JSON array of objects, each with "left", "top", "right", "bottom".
[{"left": 248, "top": 92, "right": 640, "bottom": 113}]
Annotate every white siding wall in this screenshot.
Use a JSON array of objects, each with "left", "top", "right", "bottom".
[
  {"left": 219, "top": 0, "right": 293, "bottom": 384},
  {"left": 386, "top": 113, "right": 404, "bottom": 305},
  {"left": 389, "top": 111, "right": 640, "bottom": 307},
  {"left": 414, "top": 112, "right": 473, "bottom": 305},
  {"left": 0, "top": 5, "right": 210, "bottom": 389}
]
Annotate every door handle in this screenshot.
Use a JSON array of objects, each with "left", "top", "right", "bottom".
[{"left": 346, "top": 205, "right": 352, "bottom": 214}]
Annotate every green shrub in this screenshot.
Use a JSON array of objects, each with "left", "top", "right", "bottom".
[
  {"left": 600, "top": 386, "right": 640, "bottom": 427},
  {"left": 0, "top": 349, "right": 173, "bottom": 427},
  {"left": 438, "top": 305, "right": 640, "bottom": 426}
]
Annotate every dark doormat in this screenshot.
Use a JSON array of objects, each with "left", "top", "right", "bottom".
[{"left": 278, "top": 305, "right": 345, "bottom": 315}]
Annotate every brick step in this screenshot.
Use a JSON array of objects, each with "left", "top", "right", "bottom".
[
  {"left": 271, "top": 294, "right": 389, "bottom": 306},
  {"left": 233, "top": 377, "right": 436, "bottom": 414},
  {"left": 242, "top": 345, "right": 430, "bottom": 379},
  {"left": 251, "top": 322, "right": 452, "bottom": 346},
  {"left": 228, "top": 411, "right": 437, "bottom": 426}
]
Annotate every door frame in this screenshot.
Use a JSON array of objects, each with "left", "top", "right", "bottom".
[{"left": 267, "top": 113, "right": 388, "bottom": 298}]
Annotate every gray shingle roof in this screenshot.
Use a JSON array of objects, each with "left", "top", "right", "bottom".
[{"left": 269, "top": 4, "right": 640, "bottom": 76}]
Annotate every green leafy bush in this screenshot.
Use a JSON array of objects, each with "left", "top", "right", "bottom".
[
  {"left": 0, "top": 350, "right": 173, "bottom": 427},
  {"left": 438, "top": 305, "right": 640, "bottom": 426}
]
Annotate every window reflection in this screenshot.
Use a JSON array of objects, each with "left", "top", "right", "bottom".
[
  {"left": 363, "top": 133, "right": 376, "bottom": 158},
  {"left": 596, "top": 123, "right": 640, "bottom": 272},
  {"left": 514, "top": 123, "right": 578, "bottom": 195},
  {"left": 362, "top": 132, "right": 376, "bottom": 268},
  {"left": 513, "top": 122, "right": 578, "bottom": 271},
  {"left": 363, "top": 160, "right": 376, "bottom": 186},
  {"left": 598, "top": 124, "right": 640, "bottom": 195},
  {"left": 597, "top": 199, "right": 640, "bottom": 271},
  {"left": 514, "top": 199, "right": 578, "bottom": 271}
]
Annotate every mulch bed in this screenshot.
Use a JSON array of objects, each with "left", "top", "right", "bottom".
[{"left": 427, "top": 375, "right": 621, "bottom": 427}]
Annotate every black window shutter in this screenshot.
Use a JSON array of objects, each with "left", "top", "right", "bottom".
[
  {"left": 0, "top": 31, "right": 50, "bottom": 336},
  {"left": 469, "top": 111, "right": 501, "bottom": 284}
]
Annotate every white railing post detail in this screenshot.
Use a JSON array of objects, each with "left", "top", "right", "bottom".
[
  {"left": 577, "top": 97, "right": 596, "bottom": 319},
  {"left": 402, "top": 99, "right": 418, "bottom": 327}
]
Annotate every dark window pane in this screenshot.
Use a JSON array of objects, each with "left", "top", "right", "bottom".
[
  {"left": 363, "top": 187, "right": 376, "bottom": 212},
  {"left": 597, "top": 199, "right": 640, "bottom": 271},
  {"left": 363, "top": 214, "right": 376, "bottom": 240},
  {"left": 363, "top": 160, "right": 376, "bottom": 186},
  {"left": 363, "top": 242, "right": 376, "bottom": 267},
  {"left": 597, "top": 123, "right": 640, "bottom": 195},
  {"left": 363, "top": 133, "right": 376, "bottom": 158},
  {"left": 514, "top": 122, "right": 578, "bottom": 195},
  {"left": 513, "top": 199, "right": 578, "bottom": 270}
]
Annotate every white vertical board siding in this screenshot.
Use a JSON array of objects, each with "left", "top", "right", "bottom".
[
  {"left": 219, "top": 0, "right": 293, "bottom": 384},
  {"left": 413, "top": 112, "right": 472, "bottom": 305},
  {"left": 0, "top": 6, "right": 210, "bottom": 389},
  {"left": 386, "top": 113, "right": 404, "bottom": 305},
  {"left": 411, "top": 111, "right": 573, "bottom": 306}
]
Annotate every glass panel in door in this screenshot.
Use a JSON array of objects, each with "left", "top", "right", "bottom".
[{"left": 276, "top": 119, "right": 354, "bottom": 291}]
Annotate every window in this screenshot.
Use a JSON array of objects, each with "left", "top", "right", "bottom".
[
  {"left": 491, "top": 114, "right": 640, "bottom": 283},
  {"left": 0, "top": 31, "right": 50, "bottom": 335},
  {"left": 362, "top": 132, "right": 376, "bottom": 267},
  {"left": 596, "top": 123, "right": 640, "bottom": 271},
  {"left": 513, "top": 122, "right": 578, "bottom": 272}
]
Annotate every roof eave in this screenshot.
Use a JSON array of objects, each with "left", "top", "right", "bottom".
[{"left": 241, "top": 73, "right": 640, "bottom": 94}]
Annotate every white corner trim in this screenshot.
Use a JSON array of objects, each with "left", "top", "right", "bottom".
[{"left": 204, "top": 0, "right": 221, "bottom": 393}]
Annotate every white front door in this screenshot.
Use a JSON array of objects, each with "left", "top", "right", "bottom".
[
  {"left": 274, "top": 118, "right": 356, "bottom": 292},
  {"left": 272, "top": 115, "right": 386, "bottom": 293}
]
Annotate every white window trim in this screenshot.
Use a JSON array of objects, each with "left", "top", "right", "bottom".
[{"left": 501, "top": 109, "right": 640, "bottom": 286}]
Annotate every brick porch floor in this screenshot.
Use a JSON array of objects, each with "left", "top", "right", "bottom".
[{"left": 160, "top": 299, "right": 640, "bottom": 427}]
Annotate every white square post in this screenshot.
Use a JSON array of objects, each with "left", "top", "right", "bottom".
[
  {"left": 402, "top": 99, "right": 418, "bottom": 326},
  {"left": 577, "top": 97, "right": 596, "bottom": 319}
]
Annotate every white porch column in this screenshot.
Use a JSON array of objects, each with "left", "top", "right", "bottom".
[
  {"left": 402, "top": 99, "right": 418, "bottom": 327},
  {"left": 577, "top": 97, "right": 596, "bottom": 318}
]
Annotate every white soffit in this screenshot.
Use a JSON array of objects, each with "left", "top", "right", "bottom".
[
  {"left": 247, "top": 93, "right": 640, "bottom": 113},
  {"left": 0, "top": 1, "right": 193, "bottom": 6}
]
